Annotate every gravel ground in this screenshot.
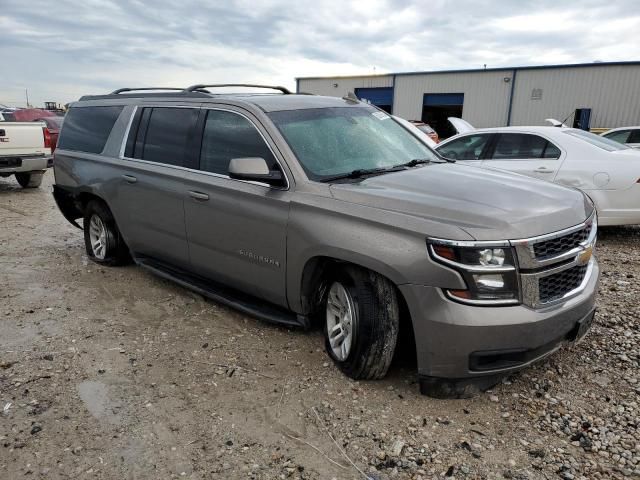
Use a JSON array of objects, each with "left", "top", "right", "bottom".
[{"left": 0, "top": 171, "right": 639, "bottom": 480}]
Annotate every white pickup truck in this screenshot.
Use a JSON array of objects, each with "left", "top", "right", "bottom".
[{"left": 0, "top": 122, "right": 53, "bottom": 188}]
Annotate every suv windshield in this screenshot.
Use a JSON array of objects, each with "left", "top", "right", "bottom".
[
  {"left": 268, "top": 106, "right": 439, "bottom": 181},
  {"left": 564, "top": 129, "right": 630, "bottom": 151}
]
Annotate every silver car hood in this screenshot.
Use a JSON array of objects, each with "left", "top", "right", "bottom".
[{"left": 329, "top": 164, "right": 593, "bottom": 240}]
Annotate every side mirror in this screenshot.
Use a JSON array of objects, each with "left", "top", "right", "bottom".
[{"left": 228, "top": 157, "right": 285, "bottom": 186}]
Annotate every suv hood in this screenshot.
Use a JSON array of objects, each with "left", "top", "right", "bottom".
[{"left": 329, "top": 164, "right": 593, "bottom": 240}]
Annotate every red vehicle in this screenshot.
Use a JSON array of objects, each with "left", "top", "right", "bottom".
[
  {"left": 12, "top": 108, "right": 57, "bottom": 122},
  {"left": 408, "top": 120, "right": 440, "bottom": 143},
  {"left": 33, "top": 116, "right": 64, "bottom": 153}
]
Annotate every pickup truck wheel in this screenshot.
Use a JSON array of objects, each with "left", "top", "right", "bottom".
[
  {"left": 324, "top": 267, "right": 399, "bottom": 380},
  {"left": 15, "top": 172, "right": 44, "bottom": 188},
  {"left": 83, "top": 200, "right": 130, "bottom": 266}
]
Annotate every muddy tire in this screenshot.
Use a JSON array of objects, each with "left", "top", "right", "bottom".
[
  {"left": 83, "top": 200, "right": 130, "bottom": 266},
  {"left": 15, "top": 171, "right": 44, "bottom": 188},
  {"left": 323, "top": 266, "right": 399, "bottom": 380}
]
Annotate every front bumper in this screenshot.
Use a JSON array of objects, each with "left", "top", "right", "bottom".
[
  {"left": 0, "top": 155, "right": 52, "bottom": 174},
  {"left": 399, "top": 256, "right": 599, "bottom": 381}
]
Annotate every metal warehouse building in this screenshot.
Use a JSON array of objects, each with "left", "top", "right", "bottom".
[{"left": 296, "top": 61, "right": 640, "bottom": 138}]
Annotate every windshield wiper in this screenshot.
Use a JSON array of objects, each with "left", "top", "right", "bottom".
[
  {"left": 319, "top": 166, "right": 406, "bottom": 183},
  {"left": 394, "top": 158, "right": 433, "bottom": 168}
]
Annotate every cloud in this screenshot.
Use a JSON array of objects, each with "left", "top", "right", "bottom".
[{"left": 1, "top": 0, "right": 639, "bottom": 107}]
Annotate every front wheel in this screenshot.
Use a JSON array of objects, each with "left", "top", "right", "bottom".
[
  {"left": 324, "top": 266, "right": 400, "bottom": 380},
  {"left": 15, "top": 171, "right": 44, "bottom": 188}
]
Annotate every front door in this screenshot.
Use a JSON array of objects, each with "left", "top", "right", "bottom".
[{"left": 182, "top": 107, "right": 290, "bottom": 307}]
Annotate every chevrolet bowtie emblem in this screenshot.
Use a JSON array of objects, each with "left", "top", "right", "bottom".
[{"left": 577, "top": 245, "right": 593, "bottom": 266}]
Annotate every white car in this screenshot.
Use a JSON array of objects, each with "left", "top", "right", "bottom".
[
  {"left": 601, "top": 127, "right": 640, "bottom": 149},
  {"left": 436, "top": 121, "right": 640, "bottom": 226}
]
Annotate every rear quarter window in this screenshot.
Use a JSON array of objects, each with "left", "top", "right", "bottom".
[{"left": 57, "top": 106, "right": 124, "bottom": 153}]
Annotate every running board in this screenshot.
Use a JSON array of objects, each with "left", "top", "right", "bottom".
[{"left": 135, "top": 256, "right": 308, "bottom": 329}]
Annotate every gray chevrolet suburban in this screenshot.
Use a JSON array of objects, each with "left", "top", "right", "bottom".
[{"left": 52, "top": 85, "right": 599, "bottom": 396}]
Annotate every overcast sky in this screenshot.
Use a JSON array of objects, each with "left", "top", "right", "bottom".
[{"left": 2, "top": 0, "right": 639, "bottom": 107}]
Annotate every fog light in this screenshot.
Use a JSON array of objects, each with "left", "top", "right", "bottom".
[{"left": 474, "top": 274, "right": 506, "bottom": 290}]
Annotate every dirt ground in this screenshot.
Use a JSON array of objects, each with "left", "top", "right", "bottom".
[{"left": 1, "top": 171, "right": 639, "bottom": 480}]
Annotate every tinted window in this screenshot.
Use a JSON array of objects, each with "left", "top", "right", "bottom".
[
  {"left": 200, "top": 110, "right": 277, "bottom": 175},
  {"left": 140, "top": 108, "right": 197, "bottom": 166},
  {"left": 492, "top": 133, "right": 560, "bottom": 160},
  {"left": 603, "top": 130, "right": 631, "bottom": 144},
  {"left": 437, "top": 134, "right": 490, "bottom": 160},
  {"left": 564, "top": 129, "right": 629, "bottom": 151},
  {"left": 57, "top": 106, "right": 123, "bottom": 153},
  {"left": 628, "top": 129, "right": 640, "bottom": 143},
  {"left": 543, "top": 142, "right": 561, "bottom": 159}
]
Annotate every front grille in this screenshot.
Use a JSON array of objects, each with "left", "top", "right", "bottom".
[
  {"left": 533, "top": 225, "right": 591, "bottom": 259},
  {"left": 539, "top": 265, "right": 588, "bottom": 304}
]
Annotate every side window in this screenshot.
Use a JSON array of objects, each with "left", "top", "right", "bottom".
[
  {"left": 627, "top": 129, "right": 640, "bottom": 143},
  {"left": 492, "top": 134, "right": 560, "bottom": 160},
  {"left": 603, "top": 130, "right": 631, "bottom": 144},
  {"left": 57, "top": 106, "right": 123, "bottom": 153},
  {"left": 437, "top": 134, "right": 490, "bottom": 160},
  {"left": 543, "top": 141, "right": 561, "bottom": 159},
  {"left": 200, "top": 110, "right": 277, "bottom": 175},
  {"left": 136, "top": 107, "right": 197, "bottom": 166}
]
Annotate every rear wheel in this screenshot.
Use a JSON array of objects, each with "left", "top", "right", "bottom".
[
  {"left": 15, "top": 171, "right": 44, "bottom": 188},
  {"left": 83, "top": 200, "right": 130, "bottom": 266},
  {"left": 323, "top": 266, "right": 400, "bottom": 380}
]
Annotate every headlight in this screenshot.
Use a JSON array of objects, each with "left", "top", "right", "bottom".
[{"left": 429, "top": 241, "right": 520, "bottom": 305}]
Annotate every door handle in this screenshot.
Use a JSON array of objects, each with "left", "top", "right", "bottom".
[
  {"left": 122, "top": 174, "right": 137, "bottom": 183},
  {"left": 534, "top": 167, "right": 553, "bottom": 173},
  {"left": 188, "top": 191, "right": 209, "bottom": 201}
]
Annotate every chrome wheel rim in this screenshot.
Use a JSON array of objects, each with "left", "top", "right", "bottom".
[
  {"left": 89, "top": 214, "right": 107, "bottom": 260},
  {"left": 326, "top": 282, "right": 355, "bottom": 361}
]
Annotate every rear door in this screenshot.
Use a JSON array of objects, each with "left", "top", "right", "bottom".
[
  {"left": 115, "top": 106, "right": 198, "bottom": 269},
  {"left": 182, "top": 106, "right": 291, "bottom": 307},
  {"left": 481, "top": 132, "right": 563, "bottom": 180}
]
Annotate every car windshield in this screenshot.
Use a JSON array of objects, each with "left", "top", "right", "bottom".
[
  {"left": 268, "top": 106, "right": 439, "bottom": 181},
  {"left": 564, "top": 129, "right": 630, "bottom": 151}
]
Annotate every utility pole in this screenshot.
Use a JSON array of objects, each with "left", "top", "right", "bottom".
[{"left": 25, "top": 88, "right": 30, "bottom": 108}]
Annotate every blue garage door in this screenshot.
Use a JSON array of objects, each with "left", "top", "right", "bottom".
[
  {"left": 423, "top": 93, "right": 464, "bottom": 106},
  {"left": 355, "top": 87, "right": 394, "bottom": 107}
]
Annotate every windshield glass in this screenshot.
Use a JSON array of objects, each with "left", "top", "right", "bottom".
[
  {"left": 268, "top": 106, "right": 439, "bottom": 181},
  {"left": 564, "top": 129, "right": 630, "bottom": 151}
]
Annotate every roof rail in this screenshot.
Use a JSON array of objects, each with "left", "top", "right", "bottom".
[
  {"left": 110, "top": 87, "right": 187, "bottom": 94},
  {"left": 184, "top": 84, "right": 291, "bottom": 94}
]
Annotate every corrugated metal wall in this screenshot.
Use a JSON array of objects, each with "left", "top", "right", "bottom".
[
  {"left": 393, "top": 71, "right": 513, "bottom": 126},
  {"left": 297, "top": 76, "right": 393, "bottom": 97},
  {"left": 510, "top": 65, "right": 640, "bottom": 128},
  {"left": 298, "top": 64, "right": 640, "bottom": 129}
]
